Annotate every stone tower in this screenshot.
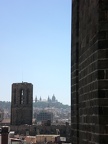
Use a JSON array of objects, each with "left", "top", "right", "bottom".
[
  {"left": 71, "top": 0, "right": 108, "bottom": 144},
  {"left": 11, "top": 82, "right": 33, "bottom": 125}
]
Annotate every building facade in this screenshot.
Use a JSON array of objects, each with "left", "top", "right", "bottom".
[
  {"left": 36, "top": 111, "right": 53, "bottom": 123},
  {"left": 11, "top": 82, "right": 33, "bottom": 125},
  {"left": 71, "top": 0, "right": 108, "bottom": 144}
]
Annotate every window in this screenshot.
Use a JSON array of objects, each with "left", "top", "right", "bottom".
[{"left": 20, "top": 89, "right": 24, "bottom": 104}]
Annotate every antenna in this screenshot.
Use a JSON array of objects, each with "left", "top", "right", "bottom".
[{"left": 22, "top": 71, "right": 23, "bottom": 82}]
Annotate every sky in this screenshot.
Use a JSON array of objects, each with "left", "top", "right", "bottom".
[{"left": 0, "top": 0, "right": 71, "bottom": 105}]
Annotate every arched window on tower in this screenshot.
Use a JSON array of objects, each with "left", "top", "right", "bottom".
[{"left": 20, "top": 89, "right": 24, "bottom": 104}]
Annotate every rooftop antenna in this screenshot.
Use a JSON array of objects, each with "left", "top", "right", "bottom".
[
  {"left": 22, "top": 71, "right": 23, "bottom": 83},
  {"left": 21, "top": 60, "right": 24, "bottom": 83}
]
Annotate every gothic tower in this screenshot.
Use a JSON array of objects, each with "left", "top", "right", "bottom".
[
  {"left": 11, "top": 82, "right": 33, "bottom": 125},
  {"left": 71, "top": 0, "right": 108, "bottom": 143}
]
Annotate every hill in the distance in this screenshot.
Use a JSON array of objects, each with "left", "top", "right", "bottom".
[
  {"left": 0, "top": 101, "right": 70, "bottom": 110},
  {"left": 34, "top": 101, "right": 70, "bottom": 109}
]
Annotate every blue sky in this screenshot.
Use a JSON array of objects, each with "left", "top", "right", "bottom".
[{"left": 0, "top": 0, "right": 71, "bottom": 105}]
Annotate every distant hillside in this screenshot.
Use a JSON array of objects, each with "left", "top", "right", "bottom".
[
  {"left": 0, "top": 101, "right": 70, "bottom": 110},
  {"left": 33, "top": 101, "right": 70, "bottom": 109}
]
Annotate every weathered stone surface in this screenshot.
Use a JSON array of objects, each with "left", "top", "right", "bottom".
[{"left": 71, "top": 0, "right": 108, "bottom": 143}]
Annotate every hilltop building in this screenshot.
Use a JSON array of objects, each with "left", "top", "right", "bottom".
[
  {"left": 47, "top": 96, "right": 51, "bottom": 102},
  {"left": 52, "top": 94, "right": 56, "bottom": 102},
  {"left": 11, "top": 82, "right": 33, "bottom": 125},
  {"left": 35, "top": 94, "right": 57, "bottom": 103},
  {"left": 71, "top": 0, "right": 108, "bottom": 143},
  {"left": 35, "top": 96, "right": 37, "bottom": 102}
]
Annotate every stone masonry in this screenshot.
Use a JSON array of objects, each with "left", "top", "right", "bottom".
[
  {"left": 11, "top": 82, "right": 33, "bottom": 126},
  {"left": 71, "top": 0, "right": 108, "bottom": 144}
]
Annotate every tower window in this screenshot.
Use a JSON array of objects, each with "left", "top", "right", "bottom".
[{"left": 20, "top": 89, "right": 24, "bottom": 104}]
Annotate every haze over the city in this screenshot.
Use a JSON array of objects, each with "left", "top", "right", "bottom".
[{"left": 0, "top": 0, "right": 71, "bottom": 105}]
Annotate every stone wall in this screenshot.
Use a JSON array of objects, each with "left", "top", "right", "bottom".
[
  {"left": 71, "top": 0, "right": 79, "bottom": 143},
  {"left": 71, "top": 0, "right": 108, "bottom": 144}
]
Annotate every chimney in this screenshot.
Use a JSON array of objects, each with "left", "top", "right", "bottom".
[{"left": 0, "top": 126, "right": 10, "bottom": 144}]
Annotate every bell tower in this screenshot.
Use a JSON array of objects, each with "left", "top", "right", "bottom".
[{"left": 11, "top": 82, "right": 33, "bottom": 125}]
